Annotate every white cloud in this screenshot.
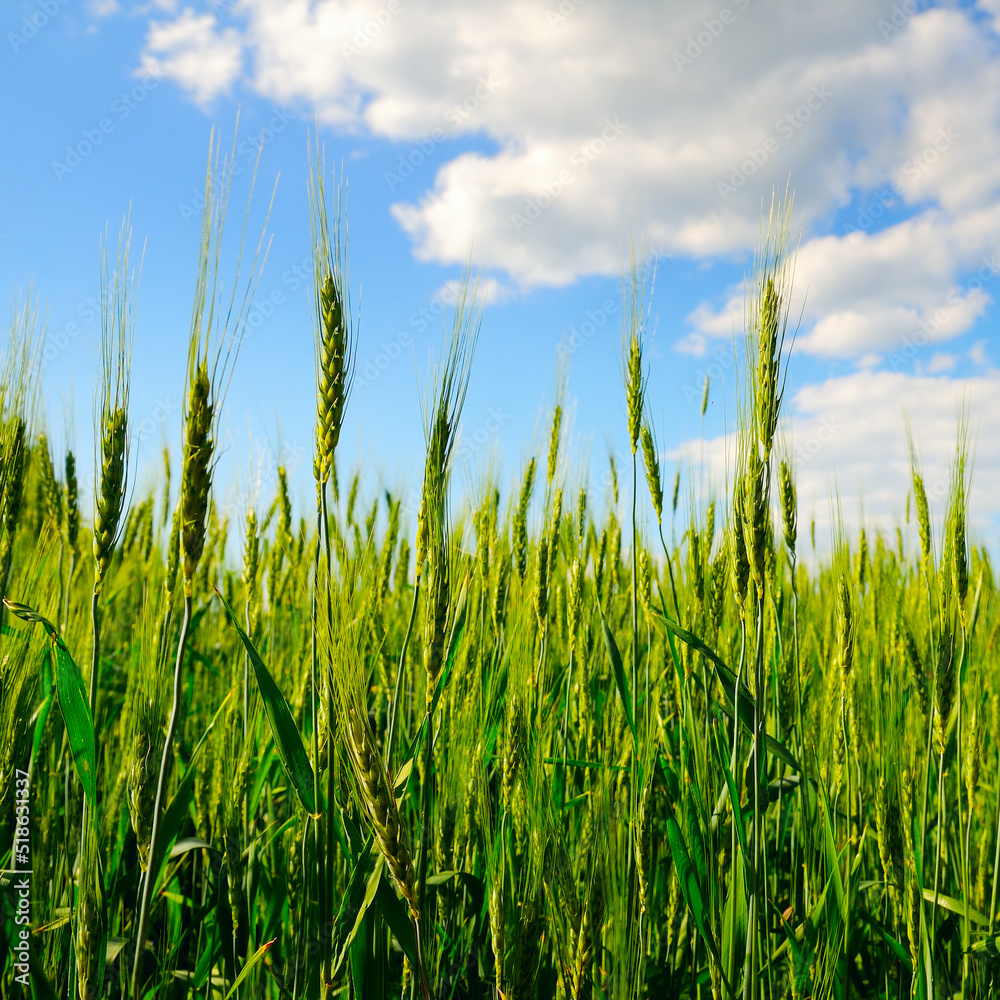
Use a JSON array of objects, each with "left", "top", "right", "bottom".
[
  {"left": 674, "top": 370, "right": 1000, "bottom": 549},
  {"left": 133, "top": 0, "right": 1000, "bottom": 369},
  {"left": 140, "top": 8, "right": 244, "bottom": 104}
]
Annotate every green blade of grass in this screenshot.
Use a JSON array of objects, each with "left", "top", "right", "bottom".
[
  {"left": 332, "top": 842, "right": 381, "bottom": 979},
  {"left": 649, "top": 607, "right": 800, "bottom": 770},
  {"left": 222, "top": 938, "right": 276, "bottom": 1000},
  {"left": 149, "top": 690, "right": 233, "bottom": 895},
  {"left": 375, "top": 873, "right": 419, "bottom": 968},
  {"left": 664, "top": 809, "right": 729, "bottom": 989},
  {"left": 969, "top": 934, "right": 1000, "bottom": 958},
  {"left": 216, "top": 587, "right": 317, "bottom": 815},
  {"left": 599, "top": 608, "right": 636, "bottom": 748},
  {"left": 4, "top": 600, "right": 97, "bottom": 809}
]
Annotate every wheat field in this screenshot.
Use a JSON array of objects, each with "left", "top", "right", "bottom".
[{"left": 0, "top": 145, "right": 998, "bottom": 1000}]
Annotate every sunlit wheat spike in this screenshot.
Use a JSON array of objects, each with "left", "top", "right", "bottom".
[
  {"left": 625, "top": 332, "right": 643, "bottom": 456},
  {"left": 35, "top": 433, "right": 61, "bottom": 530},
  {"left": 417, "top": 271, "right": 481, "bottom": 706},
  {"left": 546, "top": 402, "right": 562, "bottom": 487},
  {"left": 93, "top": 218, "right": 137, "bottom": 591},
  {"left": 513, "top": 457, "right": 536, "bottom": 583},
  {"left": 309, "top": 141, "right": 354, "bottom": 487},
  {"left": 622, "top": 247, "right": 652, "bottom": 456},
  {"left": 779, "top": 459, "right": 797, "bottom": 557},
  {"left": 179, "top": 360, "right": 214, "bottom": 590},
  {"left": 64, "top": 448, "right": 80, "bottom": 554},
  {"left": 746, "top": 187, "right": 797, "bottom": 465},
  {"left": 75, "top": 821, "right": 106, "bottom": 1000},
  {"left": 945, "top": 416, "right": 971, "bottom": 626},
  {"left": 933, "top": 620, "right": 955, "bottom": 757},
  {"left": 640, "top": 421, "right": 663, "bottom": 525},
  {"left": 132, "top": 125, "right": 272, "bottom": 996}
]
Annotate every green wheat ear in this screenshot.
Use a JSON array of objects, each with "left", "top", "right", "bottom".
[
  {"left": 309, "top": 140, "right": 354, "bottom": 490},
  {"left": 93, "top": 218, "right": 136, "bottom": 594}
]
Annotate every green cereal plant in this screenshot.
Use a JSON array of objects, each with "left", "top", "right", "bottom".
[{"left": 131, "top": 131, "right": 270, "bottom": 994}]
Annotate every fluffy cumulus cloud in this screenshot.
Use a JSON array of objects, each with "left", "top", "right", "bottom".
[
  {"left": 140, "top": 7, "right": 243, "bottom": 104},
  {"left": 133, "top": 0, "right": 1000, "bottom": 307},
  {"left": 674, "top": 369, "right": 1000, "bottom": 550},
  {"left": 131, "top": 0, "right": 1000, "bottom": 526}
]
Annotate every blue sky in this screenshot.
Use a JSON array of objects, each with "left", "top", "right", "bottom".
[{"left": 3, "top": 0, "right": 1000, "bottom": 551}]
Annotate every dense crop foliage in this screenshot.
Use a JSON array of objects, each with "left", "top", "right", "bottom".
[{"left": 0, "top": 156, "right": 998, "bottom": 1000}]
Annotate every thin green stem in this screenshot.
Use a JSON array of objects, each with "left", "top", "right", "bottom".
[{"left": 132, "top": 593, "right": 193, "bottom": 996}]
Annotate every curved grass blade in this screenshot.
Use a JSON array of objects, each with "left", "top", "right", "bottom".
[
  {"left": 222, "top": 939, "right": 276, "bottom": 1000},
  {"left": 331, "top": 841, "right": 380, "bottom": 979},
  {"left": 858, "top": 906, "right": 913, "bottom": 971},
  {"left": 649, "top": 607, "right": 800, "bottom": 770},
  {"left": 599, "top": 607, "right": 635, "bottom": 748},
  {"left": 922, "top": 888, "right": 988, "bottom": 925},
  {"left": 710, "top": 718, "right": 754, "bottom": 891},
  {"left": 376, "top": 873, "right": 419, "bottom": 968},
  {"left": 149, "top": 690, "right": 233, "bottom": 894},
  {"left": 4, "top": 600, "right": 97, "bottom": 808},
  {"left": 216, "top": 587, "right": 317, "bottom": 815},
  {"left": 30, "top": 648, "right": 55, "bottom": 769},
  {"left": 969, "top": 934, "right": 1000, "bottom": 959},
  {"left": 665, "top": 809, "right": 731, "bottom": 994}
]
